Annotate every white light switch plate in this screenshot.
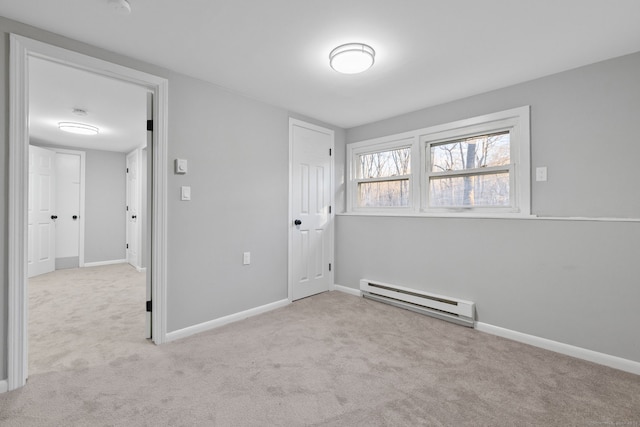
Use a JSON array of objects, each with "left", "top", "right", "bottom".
[
  {"left": 243, "top": 252, "right": 251, "bottom": 265},
  {"left": 181, "top": 186, "right": 191, "bottom": 201}
]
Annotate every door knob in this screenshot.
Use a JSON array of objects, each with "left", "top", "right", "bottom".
[
  {"left": 51, "top": 215, "right": 58, "bottom": 220},
  {"left": 294, "top": 219, "right": 302, "bottom": 225},
  {"left": 72, "top": 215, "right": 78, "bottom": 220},
  {"left": 132, "top": 215, "right": 137, "bottom": 219}
]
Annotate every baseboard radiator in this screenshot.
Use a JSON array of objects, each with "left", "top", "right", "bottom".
[{"left": 360, "top": 279, "right": 476, "bottom": 328}]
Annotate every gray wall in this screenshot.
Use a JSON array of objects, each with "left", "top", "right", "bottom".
[
  {"left": 337, "top": 52, "right": 640, "bottom": 363},
  {"left": 29, "top": 143, "right": 127, "bottom": 264},
  {"left": 0, "top": 16, "right": 344, "bottom": 381}
]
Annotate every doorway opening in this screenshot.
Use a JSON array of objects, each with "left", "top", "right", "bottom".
[
  {"left": 26, "top": 53, "right": 150, "bottom": 373},
  {"left": 8, "top": 35, "right": 168, "bottom": 391}
]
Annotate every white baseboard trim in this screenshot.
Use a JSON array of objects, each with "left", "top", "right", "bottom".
[
  {"left": 475, "top": 322, "right": 640, "bottom": 376},
  {"left": 83, "top": 259, "right": 127, "bottom": 268},
  {"left": 165, "top": 299, "right": 291, "bottom": 343},
  {"left": 0, "top": 379, "right": 8, "bottom": 393},
  {"left": 332, "top": 284, "right": 362, "bottom": 297}
]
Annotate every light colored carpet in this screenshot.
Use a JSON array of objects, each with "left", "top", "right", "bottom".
[
  {"left": 28, "top": 263, "right": 147, "bottom": 376},
  {"left": 2, "top": 289, "right": 639, "bottom": 426}
]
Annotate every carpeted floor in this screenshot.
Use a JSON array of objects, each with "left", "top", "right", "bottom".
[
  {"left": 27, "top": 263, "right": 148, "bottom": 375},
  {"left": 1, "top": 274, "right": 639, "bottom": 426}
]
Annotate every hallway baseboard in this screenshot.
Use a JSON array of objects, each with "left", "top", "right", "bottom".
[{"left": 83, "top": 259, "right": 127, "bottom": 268}]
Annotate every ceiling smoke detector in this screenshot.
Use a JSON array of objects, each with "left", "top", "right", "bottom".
[
  {"left": 108, "top": 0, "right": 131, "bottom": 15},
  {"left": 72, "top": 108, "right": 88, "bottom": 116}
]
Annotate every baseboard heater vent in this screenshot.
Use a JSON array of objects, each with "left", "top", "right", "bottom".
[{"left": 360, "top": 279, "right": 475, "bottom": 328}]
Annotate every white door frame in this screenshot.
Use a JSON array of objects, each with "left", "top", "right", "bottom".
[
  {"left": 287, "top": 118, "right": 335, "bottom": 301},
  {"left": 51, "top": 147, "right": 86, "bottom": 268},
  {"left": 8, "top": 34, "right": 169, "bottom": 391}
]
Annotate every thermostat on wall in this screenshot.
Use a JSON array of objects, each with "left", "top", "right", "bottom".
[{"left": 175, "top": 158, "right": 188, "bottom": 174}]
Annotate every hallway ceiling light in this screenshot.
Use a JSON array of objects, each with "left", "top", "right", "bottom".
[
  {"left": 58, "top": 122, "right": 100, "bottom": 135},
  {"left": 108, "top": 0, "right": 131, "bottom": 15},
  {"left": 329, "top": 43, "right": 375, "bottom": 74}
]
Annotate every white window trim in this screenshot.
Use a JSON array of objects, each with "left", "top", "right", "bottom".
[{"left": 346, "top": 106, "right": 531, "bottom": 218}]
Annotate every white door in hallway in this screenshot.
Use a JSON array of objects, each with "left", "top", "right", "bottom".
[
  {"left": 55, "top": 152, "right": 81, "bottom": 267},
  {"left": 145, "top": 91, "right": 153, "bottom": 339},
  {"left": 28, "top": 145, "right": 56, "bottom": 278},
  {"left": 289, "top": 119, "right": 334, "bottom": 301},
  {"left": 126, "top": 149, "right": 141, "bottom": 269}
]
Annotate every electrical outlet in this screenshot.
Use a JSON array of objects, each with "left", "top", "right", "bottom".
[{"left": 536, "top": 166, "right": 548, "bottom": 182}]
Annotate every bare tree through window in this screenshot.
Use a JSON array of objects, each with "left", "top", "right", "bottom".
[
  {"left": 357, "top": 147, "right": 411, "bottom": 207},
  {"left": 429, "top": 131, "right": 510, "bottom": 207}
]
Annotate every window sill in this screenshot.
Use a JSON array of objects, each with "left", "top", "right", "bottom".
[{"left": 337, "top": 211, "right": 640, "bottom": 222}]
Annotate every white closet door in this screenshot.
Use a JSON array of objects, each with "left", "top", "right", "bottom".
[
  {"left": 28, "top": 145, "right": 56, "bottom": 278},
  {"left": 55, "top": 152, "right": 81, "bottom": 265},
  {"left": 290, "top": 121, "right": 333, "bottom": 301},
  {"left": 126, "top": 149, "right": 141, "bottom": 269}
]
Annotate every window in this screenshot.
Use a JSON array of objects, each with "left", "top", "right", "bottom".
[
  {"left": 348, "top": 138, "right": 416, "bottom": 211},
  {"left": 357, "top": 146, "right": 411, "bottom": 207},
  {"left": 347, "top": 106, "right": 530, "bottom": 216},
  {"left": 426, "top": 131, "right": 512, "bottom": 209}
]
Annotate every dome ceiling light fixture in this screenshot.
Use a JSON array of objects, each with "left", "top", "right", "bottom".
[
  {"left": 108, "top": 0, "right": 132, "bottom": 15},
  {"left": 58, "top": 122, "right": 100, "bottom": 136},
  {"left": 329, "top": 43, "right": 375, "bottom": 74}
]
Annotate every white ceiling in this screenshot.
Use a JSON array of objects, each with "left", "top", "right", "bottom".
[
  {"left": 29, "top": 57, "right": 147, "bottom": 153},
  {"left": 4, "top": 0, "right": 640, "bottom": 129}
]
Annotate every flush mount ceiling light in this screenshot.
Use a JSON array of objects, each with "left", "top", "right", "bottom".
[
  {"left": 108, "top": 0, "right": 131, "bottom": 15},
  {"left": 329, "top": 43, "right": 375, "bottom": 74},
  {"left": 58, "top": 122, "right": 100, "bottom": 135}
]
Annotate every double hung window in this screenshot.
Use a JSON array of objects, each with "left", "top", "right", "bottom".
[
  {"left": 353, "top": 140, "right": 413, "bottom": 208},
  {"left": 347, "top": 107, "right": 530, "bottom": 216},
  {"left": 349, "top": 138, "right": 416, "bottom": 211}
]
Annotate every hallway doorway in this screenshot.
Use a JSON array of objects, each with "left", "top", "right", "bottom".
[{"left": 8, "top": 34, "right": 169, "bottom": 391}]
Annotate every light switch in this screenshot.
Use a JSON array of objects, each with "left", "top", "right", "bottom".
[
  {"left": 536, "top": 166, "right": 548, "bottom": 182},
  {"left": 175, "top": 159, "right": 188, "bottom": 174},
  {"left": 243, "top": 252, "right": 251, "bottom": 265},
  {"left": 181, "top": 186, "right": 191, "bottom": 201}
]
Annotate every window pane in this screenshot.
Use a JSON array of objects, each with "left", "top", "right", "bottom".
[
  {"left": 431, "top": 131, "right": 510, "bottom": 172},
  {"left": 429, "top": 172, "right": 510, "bottom": 207},
  {"left": 358, "top": 147, "right": 411, "bottom": 179},
  {"left": 358, "top": 180, "right": 409, "bottom": 207}
]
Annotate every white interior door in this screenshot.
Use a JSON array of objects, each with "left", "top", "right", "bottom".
[
  {"left": 55, "top": 152, "right": 81, "bottom": 267},
  {"left": 145, "top": 91, "right": 153, "bottom": 339},
  {"left": 290, "top": 119, "right": 334, "bottom": 301},
  {"left": 28, "top": 145, "right": 56, "bottom": 278},
  {"left": 126, "top": 149, "right": 141, "bottom": 269}
]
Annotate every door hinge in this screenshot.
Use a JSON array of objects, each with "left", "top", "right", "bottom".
[
  {"left": 146, "top": 300, "right": 152, "bottom": 312},
  {"left": 126, "top": 243, "right": 129, "bottom": 249},
  {"left": 329, "top": 206, "right": 332, "bottom": 214},
  {"left": 126, "top": 205, "right": 129, "bottom": 211},
  {"left": 147, "top": 120, "right": 153, "bottom": 131},
  {"left": 126, "top": 167, "right": 129, "bottom": 173},
  {"left": 329, "top": 148, "right": 332, "bottom": 156},
  {"left": 329, "top": 263, "right": 332, "bottom": 271}
]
